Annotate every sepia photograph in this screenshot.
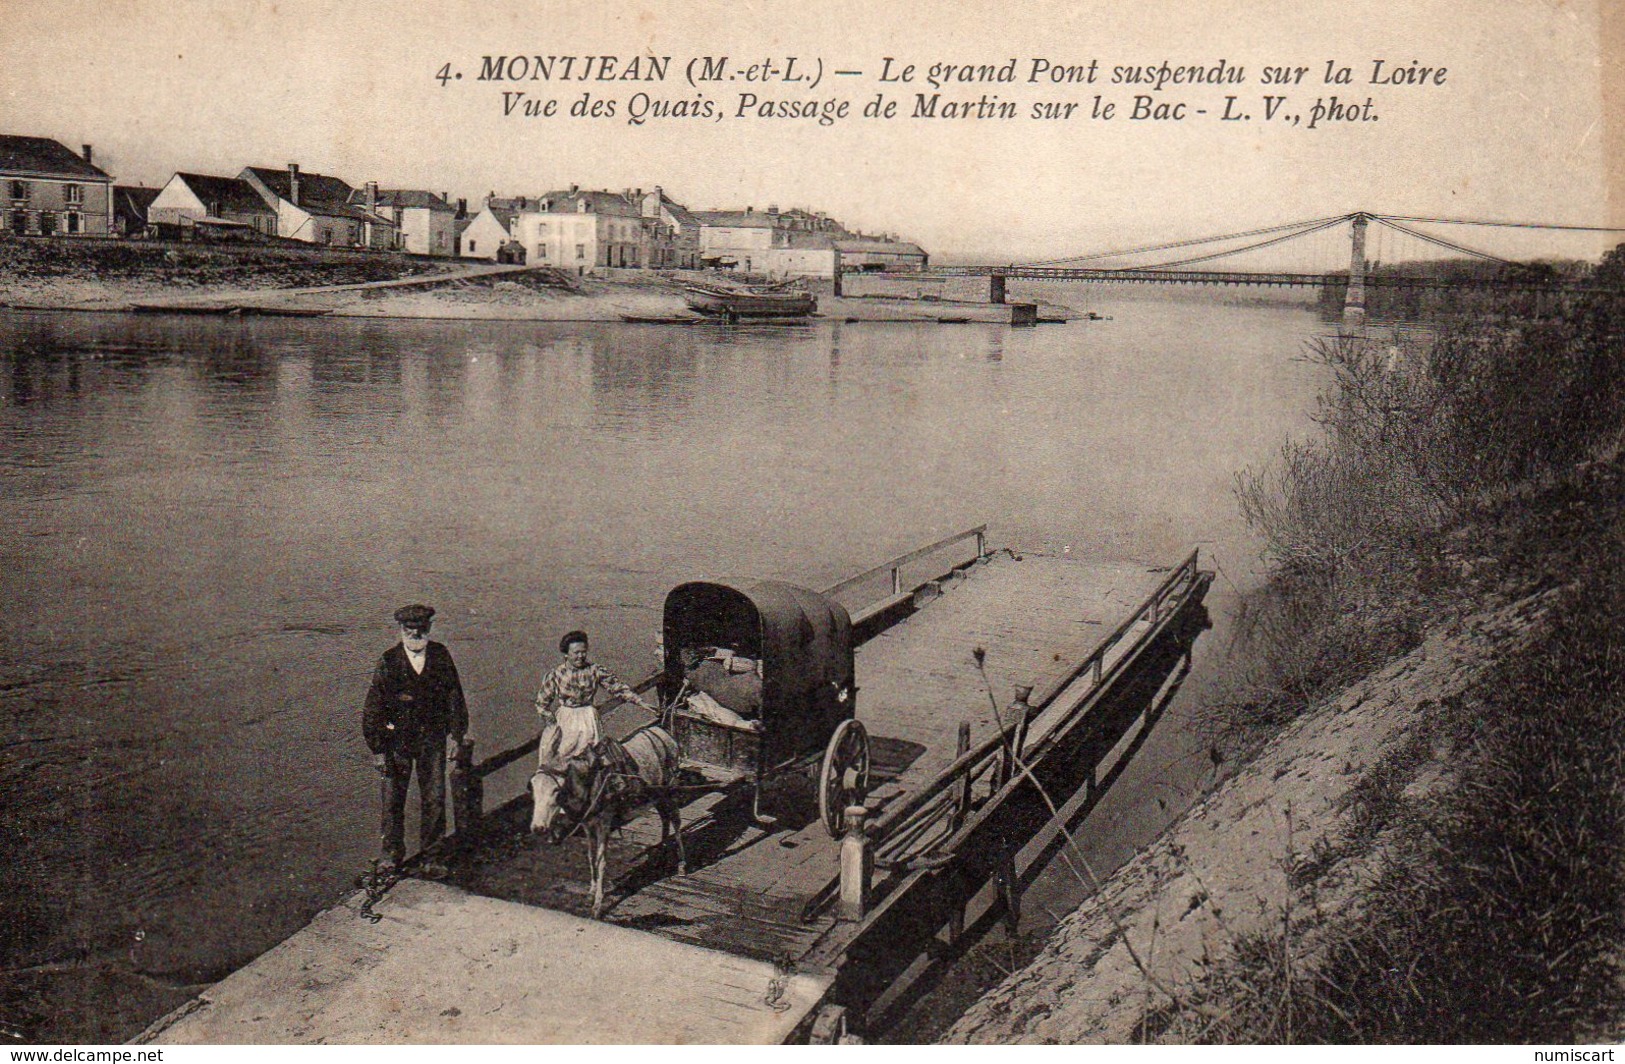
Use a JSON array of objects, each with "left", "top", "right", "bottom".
[{"left": 0, "top": 0, "right": 1620, "bottom": 1048}]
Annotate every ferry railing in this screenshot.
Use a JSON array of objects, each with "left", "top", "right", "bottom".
[
  {"left": 449, "top": 524, "right": 992, "bottom": 836},
  {"left": 806, "top": 549, "right": 1205, "bottom": 920}
]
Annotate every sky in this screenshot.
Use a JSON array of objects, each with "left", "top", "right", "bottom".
[{"left": 0, "top": 0, "right": 1616, "bottom": 262}]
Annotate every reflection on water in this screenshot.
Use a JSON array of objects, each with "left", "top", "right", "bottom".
[{"left": 0, "top": 299, "right": 1321, "bottom": 1028}]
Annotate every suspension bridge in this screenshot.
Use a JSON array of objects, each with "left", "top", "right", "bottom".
[{"left": 837, "top": 211, "right": 1625, "bottom": 325}]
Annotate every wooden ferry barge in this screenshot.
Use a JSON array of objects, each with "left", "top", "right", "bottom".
[{"left": 141, "top": 528, "right": 1212, "bottom": 1044}]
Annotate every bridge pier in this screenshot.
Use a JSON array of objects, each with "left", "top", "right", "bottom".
[
  {"left": 1343, "top": 212, "right": 1369, "bottom": 330},
  {"left": 989, "top": 273, "right": 1006, "bottom": 305}
]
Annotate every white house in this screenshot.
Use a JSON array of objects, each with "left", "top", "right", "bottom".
[
  {"left": 458, "top": 201, "right": 518, "bottom": 260},
  {"left": 363, "top": 189, "right": 456, "bottom": 256}
]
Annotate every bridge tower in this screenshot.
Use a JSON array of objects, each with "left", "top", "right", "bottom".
[{"left": 1343, "top": 212, "right": 1370, "bottom": 328}]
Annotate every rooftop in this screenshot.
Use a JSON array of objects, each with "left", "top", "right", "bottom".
[
  {"left": 0, "top": 135, "right": 111, "bottom": 180},
  {"left": 173, "top": 172, "right": 275, "bottom": 216}
]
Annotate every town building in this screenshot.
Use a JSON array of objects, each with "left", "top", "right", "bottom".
[
  {"left": 238, "top": 164, "right": 395, "bottom": 248},
  {"left": 691, "top": 205, "right": 927, "bottom": 279},
  {"left": 359, "top": 189, "right": 457, "bottom": 256},
  {"left": 834, "top": 237, "right": 929, "bottom": 273},
  {"left": 514, "top": 187, "right": 659, "bottom": 273},
  {"left": 0, "top": 135, "right": 114, "bottom": 237},
  {"left": 458, "top": 197, "right": 522, "bottom": 260},
  {"left": 638, "top": 187, "right": 699, "bottom": 269},
  {"left": 146, "top": 172, "right": 278, "bottom": 240},
  {"left": 112, "top": 185, "right": 161, "bottom": 238}
]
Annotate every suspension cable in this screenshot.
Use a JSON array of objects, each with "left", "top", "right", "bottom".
[
  {"left": 1020, "top": 213, "right": 1352, "bottom": 268},
  {"left": 1376, "top": 213, "right": 1625, "bottom": 233},
  {"left": 1130, "top": 216, "right": 1350, "bottom": 271},
  {"left": 1371, "top": 216, "right": 1521, "bottom": 266}
]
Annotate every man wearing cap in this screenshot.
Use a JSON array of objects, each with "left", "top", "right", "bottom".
[{"left": 363, "top": 604, "right": 469, "bottom": 874}]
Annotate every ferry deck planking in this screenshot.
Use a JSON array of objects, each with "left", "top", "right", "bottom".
[{"left": 143, "top": 544, "right": 1198, "bottom": 1044}]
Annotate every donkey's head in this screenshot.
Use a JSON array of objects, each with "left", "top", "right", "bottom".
[{"left": 529, "top": 760, "right": 595, "bottom": 844}]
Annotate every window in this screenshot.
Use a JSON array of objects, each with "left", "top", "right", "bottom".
[
  {"left": 64, "top": 184, "right": 82, "bottom": 205},
  {"left": 65, "top": 212, "right": 79, "bottom": 234},
  {"left": 468, "top": 239, "right": 476, "bottom": 253},
  {"left": 8, "top": 180, "right": 26, "bottom": 202},
  {"left": 537, "top": 244, "right": 548, "bottom": 259},
  {"left": 9, "top": 211, "right": 25, "bottom": 234},
  {"left": 39, "top": 212, "right": 56, "bottom": 235},
  {"left": 575, "top": 243, "right": 585, "bottom": 260}
]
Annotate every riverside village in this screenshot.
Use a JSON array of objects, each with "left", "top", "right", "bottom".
[{"left": 2, "top": 106, "right": 1623, "bottom": 1052}]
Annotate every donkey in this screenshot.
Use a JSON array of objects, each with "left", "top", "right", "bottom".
[{"left": 529, "top": 724, "right": 687, "bottom": 919}]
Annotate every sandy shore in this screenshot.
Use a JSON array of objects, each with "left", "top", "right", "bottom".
[{"left": 0, "top": 267, "right": 1079, "bottom": 324}]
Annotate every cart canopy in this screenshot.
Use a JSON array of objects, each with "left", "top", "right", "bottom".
[{"left": 662, "top": 581, "right": 854, "bottom": 769}]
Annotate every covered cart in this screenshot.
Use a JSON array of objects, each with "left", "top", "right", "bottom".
[{"left": 659, "top": 580, "right": 869, "bottom": 836}]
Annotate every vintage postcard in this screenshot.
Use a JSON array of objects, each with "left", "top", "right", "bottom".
[{"left": 0, "top": 0, "right": 1618, "bottom": 1049}]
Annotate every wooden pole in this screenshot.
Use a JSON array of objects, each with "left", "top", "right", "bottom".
[
  {"left": 946, "top": 720, "right": 972, "bottom": 945},
  {"left": 450, "top": 738, "right": 480, "bottom": 835}
]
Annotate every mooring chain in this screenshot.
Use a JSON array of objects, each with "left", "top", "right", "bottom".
[{"left": 357, "top": 860, "right": 402, "bottom": 923}]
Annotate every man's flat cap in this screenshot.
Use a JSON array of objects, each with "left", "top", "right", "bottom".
[{"left": 394, "top": 604, "right": 435, "bottom": 627}]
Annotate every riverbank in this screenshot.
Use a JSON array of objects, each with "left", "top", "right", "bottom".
[
  {"left": 948, "top": 298, "right": 1625, "bottom": 1043},
  {"left": 0, "top": 239, "right": 1078, "bottom": 323}
]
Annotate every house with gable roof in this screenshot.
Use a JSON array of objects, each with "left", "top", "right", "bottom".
[
  {"left": 458, "top": 196, "right": 522, "bottom": 260},
  {"left": 358, "top": 188, "right": 456, "bottom": 256},
  {"left": 0, "top": 135, "right": 114, "bottom": 237},
  {"left": 147, "top": 172, "right": 278, "bottom": 239},
  {"left": 238, "top": 163, "right": 395, "bottom": 248}
]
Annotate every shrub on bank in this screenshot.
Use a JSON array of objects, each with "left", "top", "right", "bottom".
[
  {"left": 1176, "top": 277, "right": 1625, "bottom": 1041},
  {"left": 1226, "top": 279, "right": 1625, "bottom": 740}
]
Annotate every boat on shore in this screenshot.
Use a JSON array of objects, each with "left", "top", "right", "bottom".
[{"left": 683, "top": 281, "right": 817, "bottom": 320}]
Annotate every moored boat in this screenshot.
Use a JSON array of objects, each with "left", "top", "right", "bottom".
[{"left": 683, "top": 282, "right": 817, "bottom": 319}]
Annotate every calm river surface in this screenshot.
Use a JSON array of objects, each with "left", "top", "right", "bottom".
[{"left": 0, "top": 293, "right": 1323, "bottom": 1033}]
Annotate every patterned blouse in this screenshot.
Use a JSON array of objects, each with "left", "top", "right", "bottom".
[{"left": 534, "top": 661, "right": 648, "bottom": 716}]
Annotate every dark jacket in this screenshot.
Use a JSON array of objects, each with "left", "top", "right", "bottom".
[{"left": 363, "top": 641, "right": 469, "bottom": 755}]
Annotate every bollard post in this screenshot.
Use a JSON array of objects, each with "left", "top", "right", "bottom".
[
  {"left": 1009, "top": 685, "right": 1033, "bottom": 772},
  {"left": 838, "top": 805, "right": 873, "bottom": 921},
  {"left": 450, "top": 738, "right": 479, "bottom": 835}
]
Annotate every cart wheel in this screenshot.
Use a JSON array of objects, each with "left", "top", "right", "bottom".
[{"left": 819, "top": 720, "right": 870, "bottom": 839}]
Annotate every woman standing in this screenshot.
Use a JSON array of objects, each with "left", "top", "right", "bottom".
[{"left": 535, "top": 630, "right": 657, "bottom": 770}]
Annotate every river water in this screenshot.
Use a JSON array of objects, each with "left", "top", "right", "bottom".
[{"left": 0, "top": 294, "right": 1323, "bottom": 1035}]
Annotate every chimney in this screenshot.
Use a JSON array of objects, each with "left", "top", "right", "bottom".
[
  {"left": 81, "top": 144, "right": 93, "bottom": 166},
  {"left": 440, "top": 191, "right": 448, "bottom": 203},
  {"left": 457, "top": 197, "right": 467, "bottom": 216},
  {"left": 288, "top": 163, "right": 300, "bottom": 207},
  {"left": 570, "top": 184, "right": 579, "bottom": 195},
  {"left": 365, "top": 181, "right": 378, "bottom": 209},
  {"left": 767, "top": 204, "right": 779, "bottom": 215}
]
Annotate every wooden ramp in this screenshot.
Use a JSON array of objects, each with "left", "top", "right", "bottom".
[{"left": 139, "top": 879, "right": 831, "bottom": 1045}]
